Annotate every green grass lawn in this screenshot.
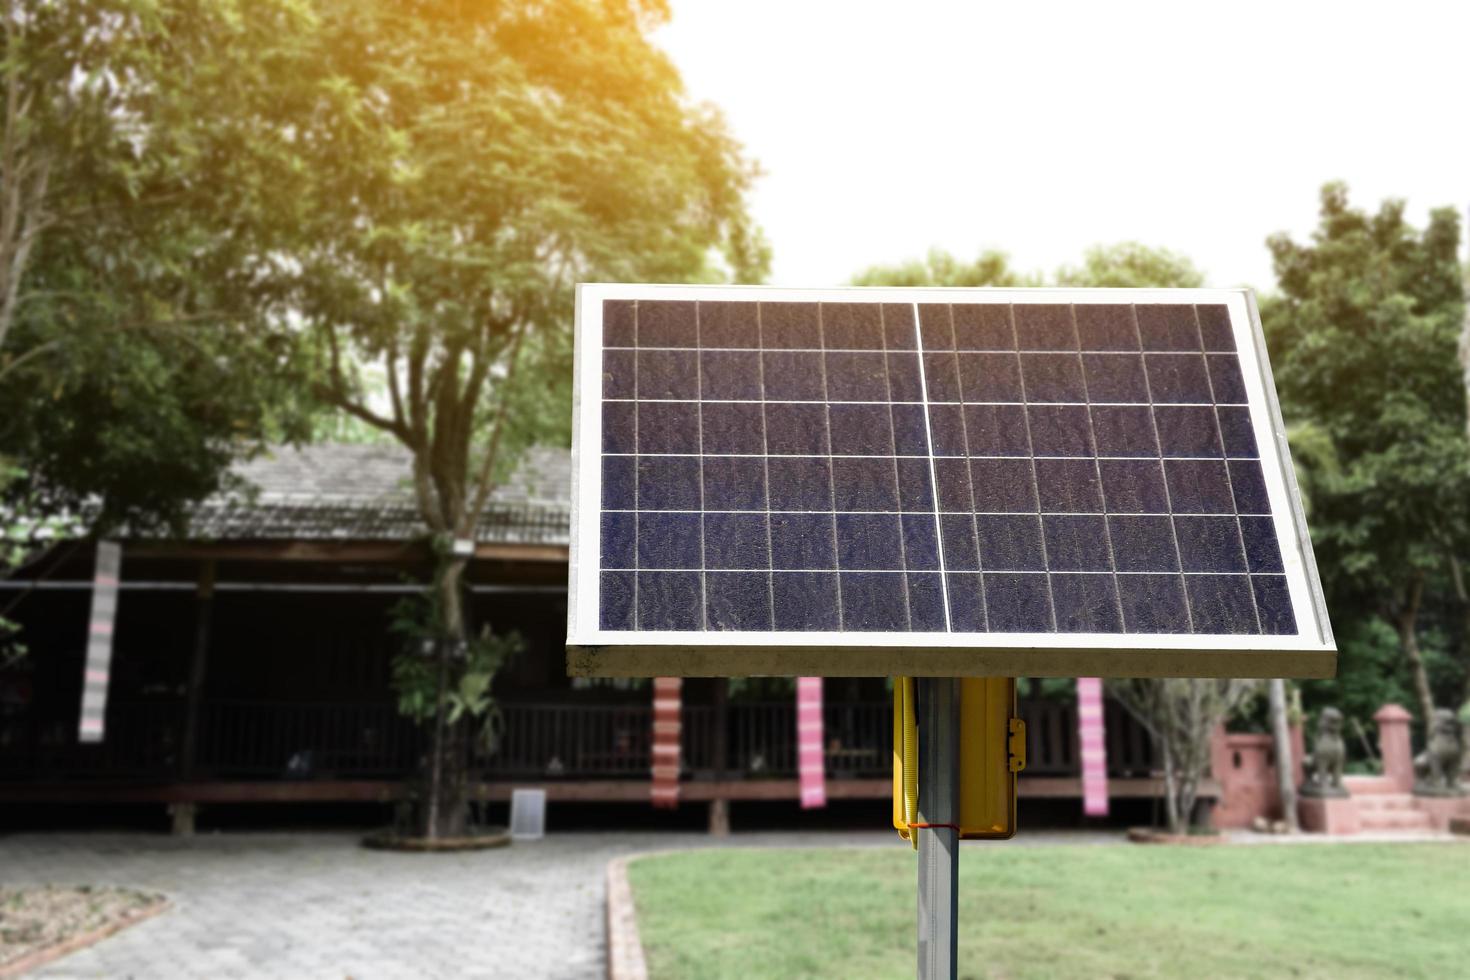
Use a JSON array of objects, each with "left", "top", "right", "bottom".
[{"left": 628, "top": 842, "right": 1470, "bottom": 979}]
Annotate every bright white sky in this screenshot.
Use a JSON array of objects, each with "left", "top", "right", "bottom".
[{"left": 656, "top": 1, "right": 1470, "bottom": 291}]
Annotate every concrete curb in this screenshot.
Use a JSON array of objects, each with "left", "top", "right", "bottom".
[
  {"left": 605, "top": 857, "right": 648, "bottom": 980},
  {"left": 0, "top": 896, "right": 170, "bottom": 979}
]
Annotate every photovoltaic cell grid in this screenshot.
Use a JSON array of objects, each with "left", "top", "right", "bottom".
[{"left": 595, "top": 299, "right": 1296, "bottom": 637}]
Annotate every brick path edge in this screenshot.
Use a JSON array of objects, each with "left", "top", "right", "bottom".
[
  {"left": 0, "top": 897, "right": 171, "bottom": 979},
  {"left": 605, "top": 857, "right": 648, "bottom": 980}
]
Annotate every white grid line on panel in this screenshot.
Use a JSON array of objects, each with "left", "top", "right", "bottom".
[
  {"left": 877, "top": 305, "right": 915, "bottom": 631},
  {"left": 815, "top": 302, "right": 846, "bottom": 631},
  {"left": 756, "top": 303, "right": 778, "bottom": 630},
  {"left": 1072, "top": 306, "right": 1130, "bottom": 632},
  {"left": 1011, "top": 306, "right": 1061, "bottom": 632},
  {"left": 939, "top": 304, "right": 990, "bottom": 631},
  {"left": 910, "top": 303, "right": 953, "bottom": 631},
  {"left": 694, "top": 303, "right": 708, "bottom": 630}
]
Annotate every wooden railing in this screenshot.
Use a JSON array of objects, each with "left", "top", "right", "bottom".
[{"left": 0, "top": 696, "right": 1158, "bottom": 783}]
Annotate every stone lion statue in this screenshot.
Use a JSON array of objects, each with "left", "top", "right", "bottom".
[
  {"left": 1300, "top": 707, "right": 1347, "bottom": 797},
  {"left": 1413, "top": 709, "right": 1466, "bottom": 796}
]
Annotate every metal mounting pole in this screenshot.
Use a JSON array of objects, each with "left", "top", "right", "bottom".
[{"left": 917, "top": 676, "right": 960, "bottom": 980}]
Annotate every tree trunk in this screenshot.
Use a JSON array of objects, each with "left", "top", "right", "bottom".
[
  {"left": 1394, "top": 573, "right": 1436, "bottom": 727},
  {"left": 1268, "top": 678, "right": 1299, "bottom": 831},
  {"left": 1161, "top": 737, "right": 1182, "bottom": 835},
  {"left": 422, "top": 554, "right": 470, "bottom": 840}
]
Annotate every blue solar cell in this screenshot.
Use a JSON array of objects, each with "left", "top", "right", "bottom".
[
  {"left": 770, "top": 513, "right": 836, "bottom": 569},
  {"left": 932, "top": 457, "right": 974, "bottom": 512},
  {"left": 1154, "top": 406, "right": 1222, "bottom": 457},
  {"left": 637, "top": 512, "right": 701, "bottom": 569},
  {"left": 603, "top": 349, "right": 635, "bottom": 399},
  {"left": 759, "top": 302, "right": 818, "bottom": 349},
  {"left": 906, "top": 573, "right": 949, "bottom": 630},
  {"left": 835, "top": 514, "right": 903, "bottom": 570},
  {"left": 1021, "top": 353, "right": 1087, "bottom": 402},
  {"left": 1091, "top": 405, "right": 1160, "bottom": 457},
  {"left": 825, "top": 351, "right": 890, "bottom": 401},
  {"left": 772, "top": 572, "right": 840, "bottom": 630},
  {"left": 1174, "top": 517, "right": 1246, "bottom": 573},
  {"left": 1034, "top": 459, "right": 1104, "bottom": 513},
  {"left": 975, "top": 515, "right": 1046, "bottom": 571},
  {"left": 702, "top": 456, "right": 767, "bottom": 511},
  {"left": 1164, "top": 459, "right": 1236, "bottom": 514},
  {"left": 599, "top": 572, "right": 635, "bottom": 630},
  {"left": 1027, "top": 405, "right": 1094, "bottom": 456},
  {"left": 698, "top": 301, "right": 759, "bottom": 348},
  {"left": 1136, "top": 305, "right": 1201, "bottom": 351},
  {"left": 1145, "top": 353, "right": 1212, "bottom": 403},
  {"left": 939, "top": 514, "right": 980, "bottom": 571},
  {"left": 602, "top": 456, "right": 636, "bottom": 510},
  {"left": 1253, "top": 575, "right": 1296, "bottom": 634},
  {"left": 891, "top": 404, "right": 930, "bottom": 455},
  {"left": 1043, "top": 516, "right": 1113, "bottom": 571},
  {"left": 603, "top": 300, "right": 636, "bottom": 347},
  {"left": 700, "top": 350, "right": 761, "bottom": 400},
  {"left": 1196, "top": 305, "right": 1235, "bottom": 351},
  {"left": 1239, "top": 516, "right": 1284, "bottom": 573},
  {"left": 637, "top": 571, "right": 702, "bottom": 630},
  {"left": 829, "top": 404, "right": 895, "bottom": 455},
  {"left": 1185, "top": 575, "right": 1258, "bottom": 634},
  {"left": 637, "top": 301, "right": 698, "bottom": 348},
  {"left": 637, "top": 349, "right": 698, "bottom": 399},
  {"left": 896, "top": 458, "right": 935, "bottom": 512},
  {"left": 602, "top": 401, "right": 636, "bottom": 454},
  {"left": 600, "top": 513, "right": 635, "bottom": 568},
  {"left": 946, "top": 573, "right": 987, "bottom": 631},
  {"left": 637, "top": 402, "right": 700, "bottom": 453},
  {"left": 922, "top": 352, "right": 962, "bottom": 401},
  {"left": 763, "top": 404, "right": 828, "bottom": 455},
  {"left": 1082, "top": 353, "right": 1148, "bottom": 402},
  {"left": 964, "top": 404, "right": 1030, "bottom": 455},
  {"left": 918, "top": 305, "right": 955, "bottom": 351},
  {"left": 1207, "top": 354, "right": 1247, "bottom": 403},
  {"left": 1116, "top": 574, "right": 1191, "bottom": 632},
  {"left": 970, "top": 457, "right": 1038, "bottom": 513},
  {"left": 900, "top": 514, "right": 941, "bottom": 570},
  {"left": 762, "top": 351, "right": 825, "bottom": 400},
  {"left": 766, "top": 457, "right": 831, "bottom": 510},
  {"left": 705, "top": 572, "right": 772, "bottom": 630},
  {"left": 636, "top": 456, "right": 701, "bottom": 510},
  {"left": 1074, "top": 306, "right": 1139, "bottom": 352},
  {"left": 1051, "top": 574, "right": 1123, "bottom": 633},
  {"left": 1108, "top": 516, "right": 1180, "bottom": 572},
  {"left": 983, "top": 573, "right": 1054, "bottom": 631},
  {"left": 881, "top": 304, "right": 918, "bottom": 350},
  {"left": 1098, "top": 458, "right": 1169, "bottom": 513},
  {"left": 928, "top": 404, "right": 968, "bottom": 456},
  {"left": 840, "top": 572, "right": 909, "bottom": 630},
  {"left": 701, "top": 402, "right": 765, "bottom": 454},
  {"left": 822, "top": 303, "right": 884, "bottom": 349},
  {"left": 1013, "top": 304, "right": 1076, "bottom": 350},
  {"left": 957, "top": 352, "right": 1023, "bottom": 402},
  {"left": 1229, "top": 460, "right": 1270, "bottom": 514},
  {"left": 1217, "top": 406, "right": 1258, "bottom": 458},
  {"left": 886, "top": 352, "right": 924, "bottom": 402},
  {"left": 831, "top": 457, "right": 898, "bottom": 510},
  {"left": 952, "top": 305, "right": 1015, "bottom": 350},
  {"left": 703, "top": 513, "right": 771, "bottom": 570}
]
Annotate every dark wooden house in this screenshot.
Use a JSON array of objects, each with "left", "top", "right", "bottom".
[{"left": 1, "top": 444, "right": 1170, "bottom": 829}]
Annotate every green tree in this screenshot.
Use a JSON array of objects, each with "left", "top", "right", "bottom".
[
  {"left": 221, "top": 0, "right": 765, "bottom": 838},
  {"left": 852, "top": 248, "right": 1031, "bottom": 287},
  {"left": 1055, "top": 242, "right": 1204, "bottom": 289},
  {"left": 1263, "top": 183, "right": 1469, "bottom": 726},
  {"left": 0, "top": 1, "right": 314, "bottom": 533}
]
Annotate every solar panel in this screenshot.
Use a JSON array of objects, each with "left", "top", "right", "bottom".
[{"left": 567, "top": 286, "right": 1335, "bottom": 679}]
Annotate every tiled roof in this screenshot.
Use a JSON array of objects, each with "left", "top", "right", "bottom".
[{"left": 183, "top": 443, "right": 571, "bottom": 545}]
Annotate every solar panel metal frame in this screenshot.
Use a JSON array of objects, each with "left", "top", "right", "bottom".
[{"left": 566, "top": 284, "right": 1335, "bottom": 679}]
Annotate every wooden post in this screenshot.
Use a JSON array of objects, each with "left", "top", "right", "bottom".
[
  {"left": 175, "top": 559, "right": 216, "bottom": 834},
  {"left": 708, "top": 678, "right": 730, "bottom": 836}
]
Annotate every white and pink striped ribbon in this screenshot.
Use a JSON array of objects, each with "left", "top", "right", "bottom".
[
  {"left": 650, "top": 677, "right": 682, "bottom": 809},
  {"left": 77, "top": 541, "right": 121, "bottom": 744},
  {"left": 797, "top": 676, "right": 826, "bottom": 809},
  {"left": 1077, "top": 677, "right": 1109, "bottom": 817}
]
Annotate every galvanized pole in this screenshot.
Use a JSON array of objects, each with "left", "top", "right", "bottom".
[{"left": 917, "top": 676, "right": 960, "bottom": 980}]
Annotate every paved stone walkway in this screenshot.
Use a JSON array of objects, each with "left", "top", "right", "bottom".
[{"left": 9, "top": 826, "right": 1448, "bottom": 977}]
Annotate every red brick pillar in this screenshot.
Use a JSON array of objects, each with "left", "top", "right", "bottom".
[{"left": 1375, "top": 704, "right": 1415, "bottom": 791}]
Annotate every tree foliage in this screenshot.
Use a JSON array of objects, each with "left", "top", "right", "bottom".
[
  {"left": 1055, "top": 242, "right": 1204, "bottom": 289},
  {"left": 852, "top": 248, "right": 1031, "bottom": 287},
  {"left": 1263, "top": 183, "right": 1468, "bottom": 725}
]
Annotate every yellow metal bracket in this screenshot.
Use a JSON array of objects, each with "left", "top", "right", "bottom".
[{"left": 1008, "top": 717, "right": 1027, "bottom": 773}]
